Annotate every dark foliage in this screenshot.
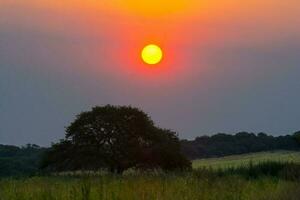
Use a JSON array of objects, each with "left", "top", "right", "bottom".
[
  {"left": 0, "top": 144, "right": 46, "bottom": 177},
  {"left": 221, "top": 161, "right": 300, "bottom": 181},
  {"left": 193, "top": 161, "right": 300, "bottom": 181},
  {"left": 41, "top": 105, "right": 191, "bottom": 173},
  {"left": 181, "top": 132, "right": 300, "bottom": 159},
  {"left": 1, "top": 125, "right": 300, "bottom": 177},
  {"left": 293, "top": 131, "right": 300, "bottom": 145}
]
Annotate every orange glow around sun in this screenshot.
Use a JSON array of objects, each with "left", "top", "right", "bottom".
[
  {"left": 22, "top": 0, "right": 220, "bottom": 79},
  {"left": 21, "top": 0, "right": 290, "bottom": 80},
  {"left": 3, "top": 0, "right": 299, "bottom": 85},
  {"left": 112, "top": 0, "right": 196, "bottom": 17}
]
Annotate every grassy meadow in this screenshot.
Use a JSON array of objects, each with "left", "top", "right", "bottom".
[
  {"left": 0, "top": 151, "right": 300, "bottom": 200},
  {"left": 193, "top": 151, "right": 300, "bottom": 169}
]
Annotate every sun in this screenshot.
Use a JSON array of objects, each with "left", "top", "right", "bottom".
[{"left": 141, "top": 44, "right": 163, "bottom": 65}]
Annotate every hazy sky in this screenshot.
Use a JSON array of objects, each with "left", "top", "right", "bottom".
[{"left": 1, "top": 0, "right": 300, "bottom": 146}]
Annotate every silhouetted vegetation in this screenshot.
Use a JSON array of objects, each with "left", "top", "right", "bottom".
[
  {"left": 181, "top": 132, "right": 300, "bottom": 159},
  {"left": 1, "top": 132, "right": 299, "bottom": 177},
  {"left": 294, "top": 131, "right": 300, "bottom": 145},
  {"left": 0, "top": 144, "right": 46, "bottom": 177},
  {"left": 41, "top": 105, "right": 191, "bottom": 173},
  {"left": 1, "top": 106, "right": 299, "bottom": 177}
]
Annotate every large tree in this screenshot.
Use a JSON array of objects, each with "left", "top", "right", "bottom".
[{"left": 41, "top": 105, "right": 191, "bottom": 173}]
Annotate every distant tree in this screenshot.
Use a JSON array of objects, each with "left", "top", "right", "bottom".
[
  {"left": 41, "top": 105, "right": 191, "bottom": 173},
  {"left": 293, "top": 131, "right": 300, "bottom": 145},
  {"left": 0, "top": 144, "right": 46, "bottom": 177},
  {"left": 23, "top": 144, "right": 41, "bottom": 149},
  {"left": 257, "top": 132, "right": 268, "bottom": 138}
]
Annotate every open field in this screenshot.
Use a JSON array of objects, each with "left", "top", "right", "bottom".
[
  {"left": 0, "top": 151, "right": 300, "bottom": 200},
  {"left": 0, "top": 174, "right": 300, "bottom": 200},
  {"left": 193, "top": 151, "right": 300, "bottom": 169}
]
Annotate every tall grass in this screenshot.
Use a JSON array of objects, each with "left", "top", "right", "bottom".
[
  {"left": 212, "top": 161, "right": 300, "bottom": 181},
  {"left": 193, "top": 151, "right": 300, "bottom": 169},
  {"left": 0, "top": 161, "right": 300, "bottom": 200}
]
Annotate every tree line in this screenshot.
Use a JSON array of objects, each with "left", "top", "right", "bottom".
[
  {"left": 0, "top": 105, "right": 299, "bottom": 176},
  {"left": 181, "top": 131, "right": 300, "bottom": 159},
  {"left": 0, "top": 144, "right": 46, "bottom": 177}
]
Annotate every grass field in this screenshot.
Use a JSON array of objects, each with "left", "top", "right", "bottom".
[
  {"left": 0, "top": 175, "right": 300, "bottom": 200},
  {"left": 0, "top": 151, "right": 299, "bottom": 200},
  {"left": 193, "top": 151, "right": 300, "bottom": 169}
]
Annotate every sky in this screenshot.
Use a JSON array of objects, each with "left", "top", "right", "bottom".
[{"left": 1, "top": 0, "right": 300, "bottom": 146}]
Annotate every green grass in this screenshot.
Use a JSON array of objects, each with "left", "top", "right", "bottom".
[
  {"left": 1, "top": 151, "right": 300, "bottom": 200},
  {"left": 0, "top": 175, "right": 299, "bottom": 200},
  {"left": 193, "top": 151, "right": 300, "bottom": 169}
]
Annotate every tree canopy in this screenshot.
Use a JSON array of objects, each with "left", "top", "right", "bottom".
[
  {"left": 181, "top": 132, "right": 300, "bottom": 159},
  {"left": 293, "top": 131, "right": 300, "bottom": 145},
  {"left": 0, "top": 144, "right": 45, "bottom": 177},
  {"left": 41, "top": 105, "right": 191, "bottom": 173}
]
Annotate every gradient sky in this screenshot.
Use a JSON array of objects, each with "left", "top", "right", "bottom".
[{"left": 1, "top": 0, "right": 300, "bottom": 146}]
